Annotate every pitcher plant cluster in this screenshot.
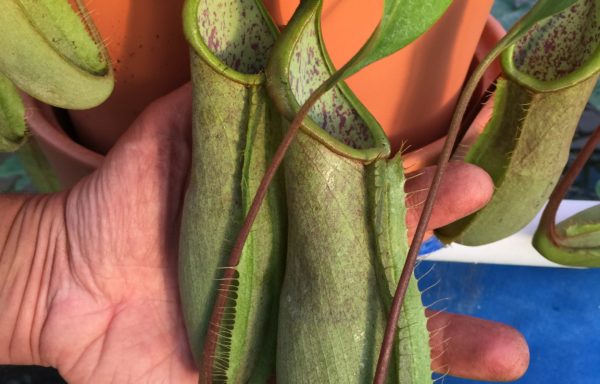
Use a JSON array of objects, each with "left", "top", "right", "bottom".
[{"left": 0, "top": 0, "right": 599, "bottom": 383}]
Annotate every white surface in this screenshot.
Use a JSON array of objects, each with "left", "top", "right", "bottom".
[{"left": 422, "top": 200, "right": 598, "bottom": 268}]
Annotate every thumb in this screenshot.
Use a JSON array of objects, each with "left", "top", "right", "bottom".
[{"left": 405, "top": 162, "right": 494, "bottom": 240}]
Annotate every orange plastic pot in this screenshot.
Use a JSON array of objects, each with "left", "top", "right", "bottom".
[
  {"left": 403, "top": 16, "right": 505, "bottom": 171},
  {"left": 28, "top": 2, "right": 503, "bottom": 188},
  {"left": 264, "top": 0, "right": 494, "bottom": 153},
  {"left": 66, "top": 0, "right": 190, "bottom": 155}
]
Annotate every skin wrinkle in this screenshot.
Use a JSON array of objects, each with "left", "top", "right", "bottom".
[
  {"left": 33, "top": 204, "right": 66, "bottom": 363},
  {"left": 0, "top": 193, "right": 67, "bottom": 366},
  {"left": 41, "top": 194, "right": 87, "bottom": 366},
  {"left": 29, "top": 209, "right": 46, "bottom": 363},
  {"left": 55, "top": 297, "right": 132, "bottom": 382},
  {"left": 64, "top": 194, "right": 191, "bottom": 380},
  {"left": 33, "top": 196, "right": 54, "bottom": 364},
  {"left": 49, "top": 300, "right": 114, "bottom": 379},
  {"left": 6, "top": 199, "right": 30, "bottom": 363},
  {"left": 63, "top": 185, "right": 106, "bottom": 299},
  {"left": 69, "top": 174, "right": 157, "bottom": 296},
  {"left": 136, "top": 344, "right": 181, "bottom": 383},
  {"left": 65, "top": 327, "right": 107, "bottom": 381}
]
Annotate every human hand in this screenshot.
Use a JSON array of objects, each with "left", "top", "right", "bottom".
[{"left": 0, "top": 83, "right": 527, "bottom": 383}]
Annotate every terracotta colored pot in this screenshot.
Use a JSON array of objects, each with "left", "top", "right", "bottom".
[
  {"left": 402, "top": 16, "right": 505, "bottom": 171},
  {"left": 66, "top": 0, "right": 190, "bottom": 155},
  {"left": 67, "top": 0, "right": 492, "bottom": 155},
  {"left": 28, "top": 7, "right": 504, "bottom": 188},
  {"left": 264, "top": 0, "right": 494, "bottom": 152}
]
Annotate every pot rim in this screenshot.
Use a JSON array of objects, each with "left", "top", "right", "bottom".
[{"left": 24, "top": 93, "right": 103, "bottom": 168}]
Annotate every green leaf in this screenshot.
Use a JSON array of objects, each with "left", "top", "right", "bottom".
[{"left": 342, "top": 0, "right": 452, "bottom": 78}]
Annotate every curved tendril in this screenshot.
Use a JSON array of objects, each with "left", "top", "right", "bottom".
[{"left": 539, "top": 124, "right": 600, "bottom": 246}]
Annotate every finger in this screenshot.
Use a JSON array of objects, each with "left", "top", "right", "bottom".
[
  {"left": 427, "top": 310, "right": 529, "bottom": 381},
  {"left": 405, "top": 162, "right": 493, "bottom": 240}
]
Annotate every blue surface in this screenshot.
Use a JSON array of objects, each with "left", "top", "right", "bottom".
[
  {"left": 419, "top": 236, "right": 445, "bottom": 255},
  {"left": 0, "top": 154, "right": 34, "bottom": 193},
  {"left": 417, "top": 261, "right": 600, "bottom": 383}
]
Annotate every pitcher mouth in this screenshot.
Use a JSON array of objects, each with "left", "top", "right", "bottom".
[
  {"left": 183, "top": 0, "right": 279, "bottom": 85},
  {"left": 502, "top": 0, "right": 600, "bottom": 92},
  {"left": 266, "top": 0, "right": 390, "bottom": 162}
]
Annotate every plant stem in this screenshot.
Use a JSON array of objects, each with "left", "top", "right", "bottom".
[{"left": 451, "top": 77, "right": 498, "bottom": 157}]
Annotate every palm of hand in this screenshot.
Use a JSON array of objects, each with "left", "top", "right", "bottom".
[{"left": 40, "top": 85, "right": 198, "bottom": 383}]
